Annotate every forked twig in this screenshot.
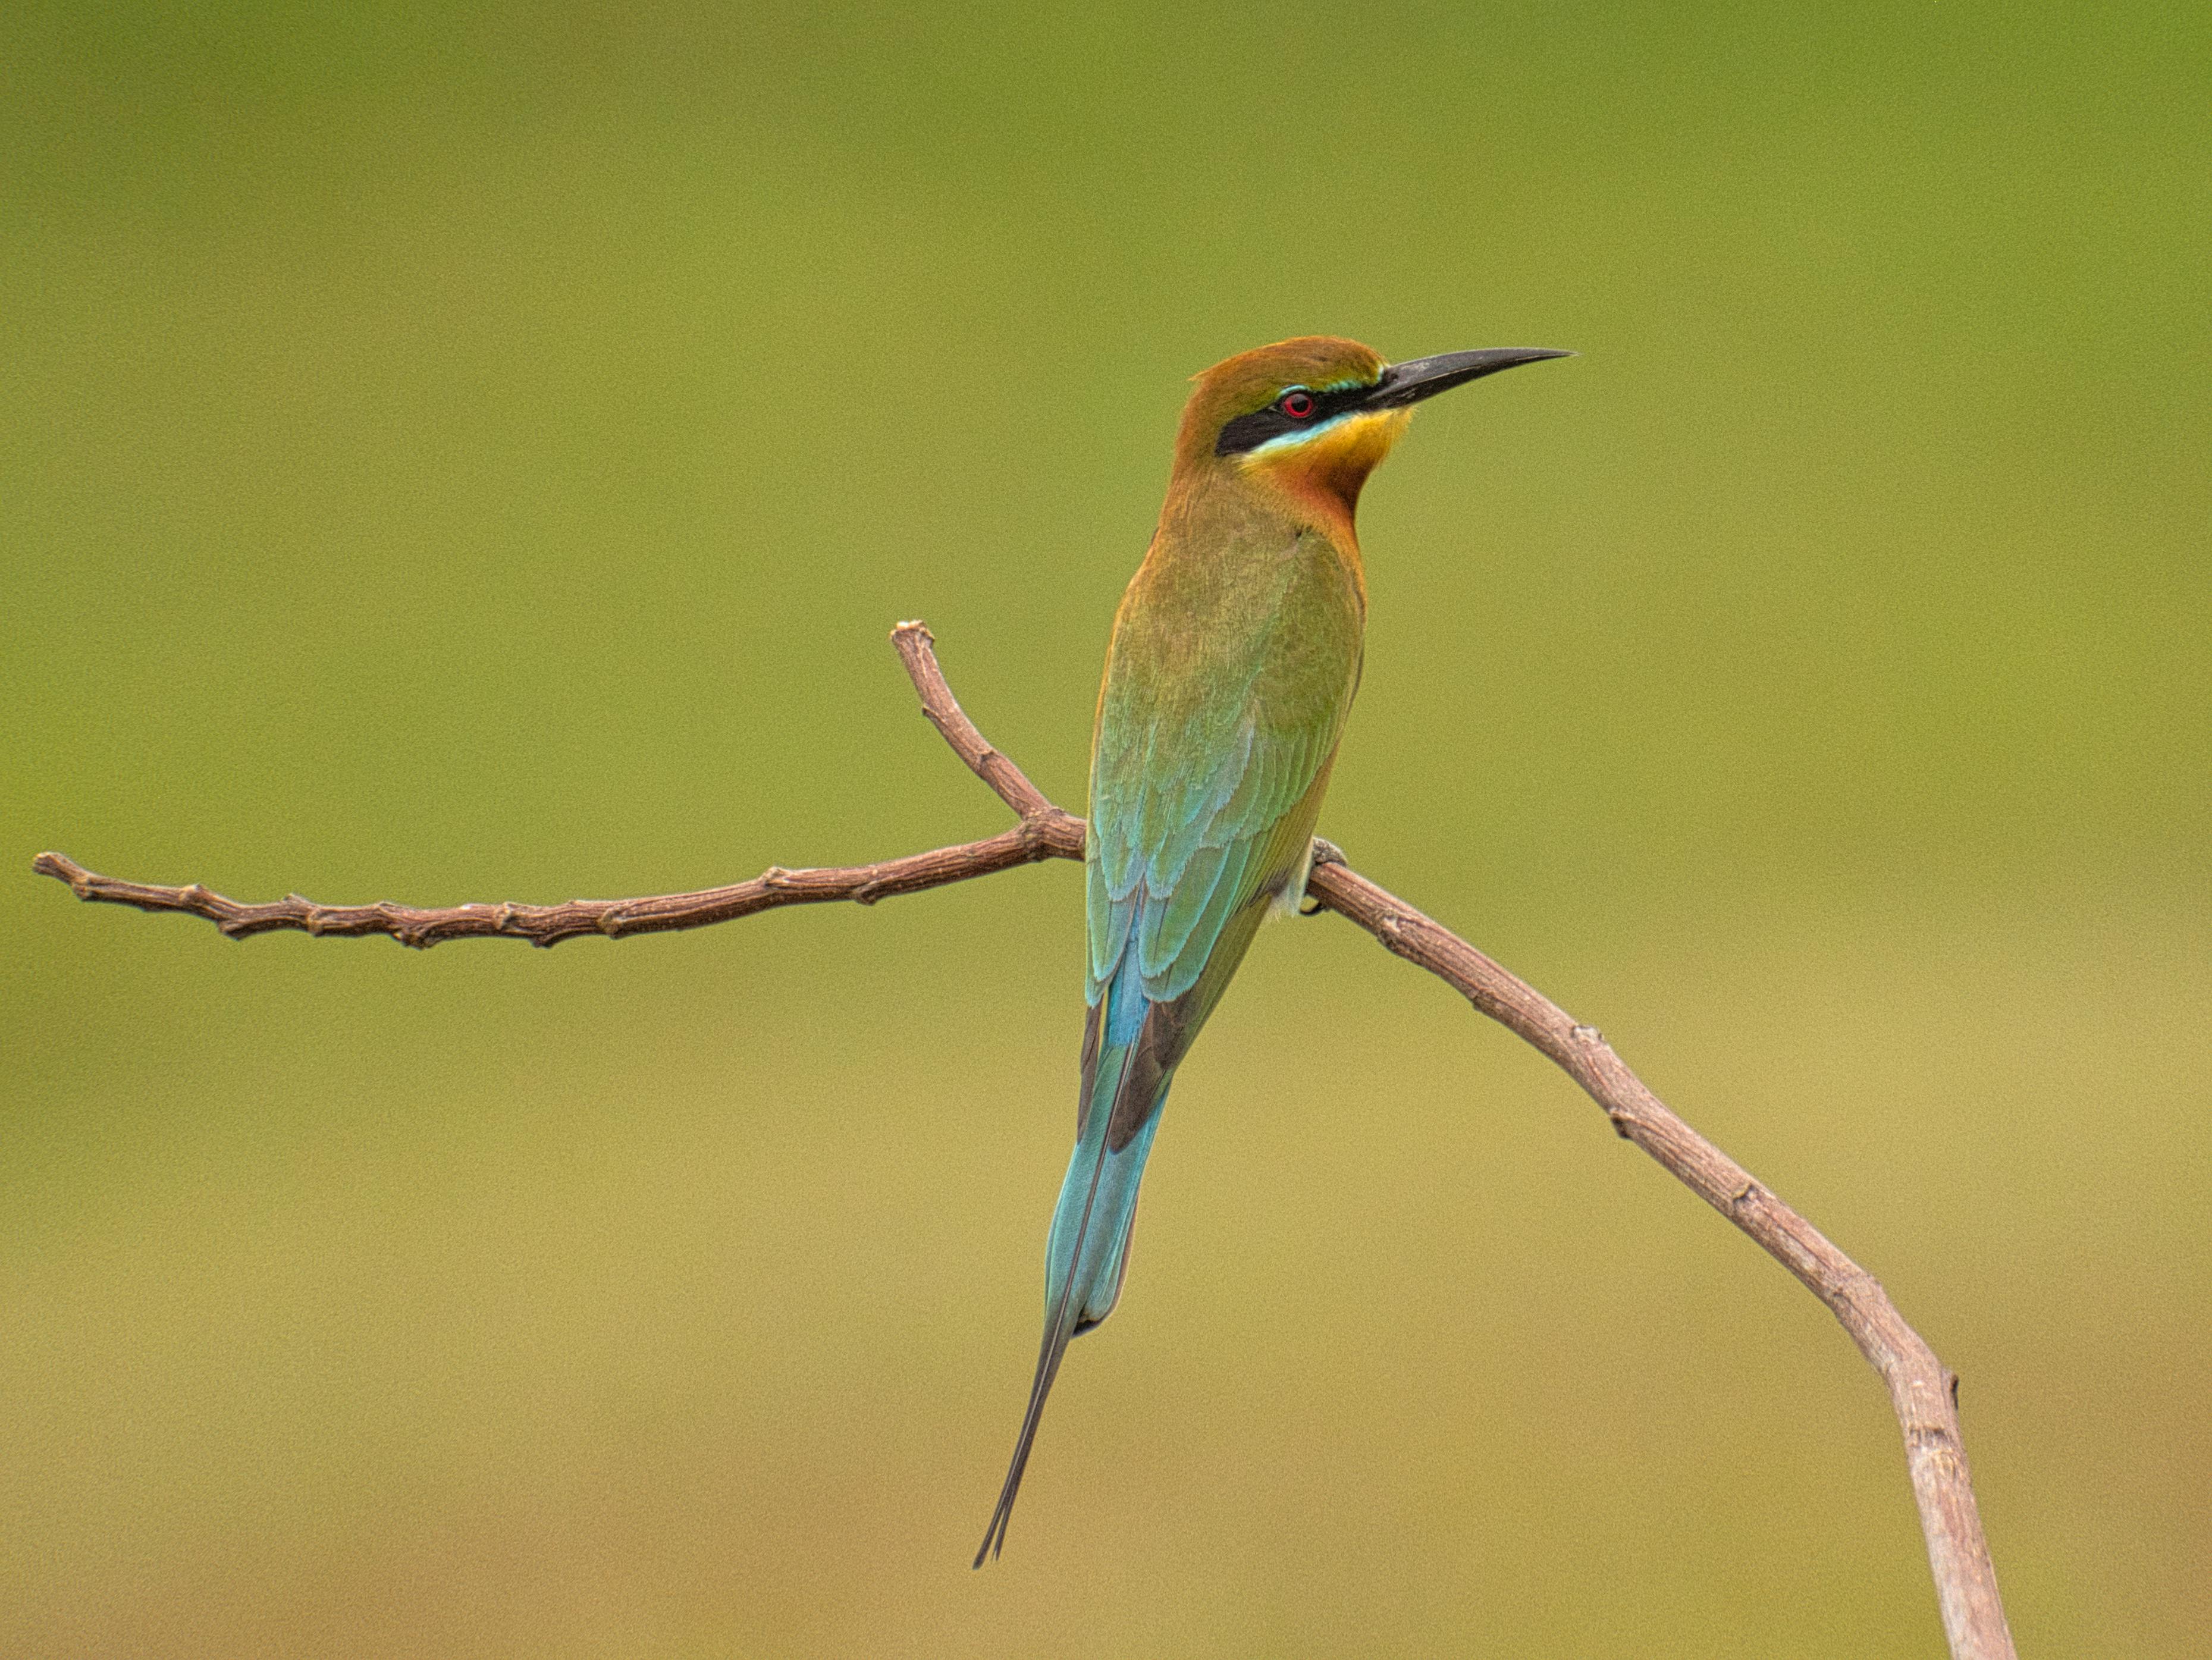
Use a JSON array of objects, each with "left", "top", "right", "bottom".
[{"left": 32, "top": 620, "right": 2014, "bottom": 1660}]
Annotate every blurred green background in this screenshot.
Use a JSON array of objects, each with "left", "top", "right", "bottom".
[{"left": 5, "top": 2, "right": 2206, "bottom": 1655}]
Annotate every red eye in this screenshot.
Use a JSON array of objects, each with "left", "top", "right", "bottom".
[{"left": 1280, "top": 390, "right": 1316, "bottom": 419}]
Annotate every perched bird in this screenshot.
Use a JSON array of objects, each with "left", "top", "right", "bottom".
[{"left": 975, "top": 335, "right": 1570, "bottom": 1565}]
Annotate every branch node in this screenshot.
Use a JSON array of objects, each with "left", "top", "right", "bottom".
[
  {"left": 1907, "top": 1420, "right": 1962, "bottom": 1457},
  {"left": 1833, "top": 1265, "right": 1882, "bottom": 1305}
]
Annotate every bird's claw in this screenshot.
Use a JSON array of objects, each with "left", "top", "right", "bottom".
[{"left": 1299, "top": 836, "right": 1344, "bottom": 915}]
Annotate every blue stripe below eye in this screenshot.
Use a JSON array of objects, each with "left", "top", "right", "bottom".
[{"left": 1239, "top": 410, "right": 1359, "bottom": 456}]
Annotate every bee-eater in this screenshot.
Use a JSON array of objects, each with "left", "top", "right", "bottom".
[{"left": 975, "top": 335, "right": 1570, "bottom": 1565}]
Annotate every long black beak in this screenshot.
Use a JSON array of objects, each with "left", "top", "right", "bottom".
[{"left": 1363, "top": 347, "right": 1573, "bottom": 410}]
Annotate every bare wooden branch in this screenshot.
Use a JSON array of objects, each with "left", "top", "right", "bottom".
[
  {"left": 890, "top": 620, "right": 1074, "bottom": 827},
  {"left": 29, "top": 827, "right": 1077, "bottom": 950},
  {"left": 30, "top": 621, "right": 2013, "bottom": 1659},
  {"left": 1298, "top": 853, "right": 2014, "bottom": 1659},
  {"left": 28, "top": 622, "right": 1084, "bottom": 952}
]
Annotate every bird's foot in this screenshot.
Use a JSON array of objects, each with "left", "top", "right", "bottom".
[{"left": 1298, "top": 837, "right": 1344, "bottom": 916}]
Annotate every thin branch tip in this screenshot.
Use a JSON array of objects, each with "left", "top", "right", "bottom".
[{"left": 34, "top": 851, "right": 83, "bottom": 890}]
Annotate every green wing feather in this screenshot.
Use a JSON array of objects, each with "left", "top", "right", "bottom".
[{"left": 1085, "top": 523, "right": 1363, "bottom": 1041}]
